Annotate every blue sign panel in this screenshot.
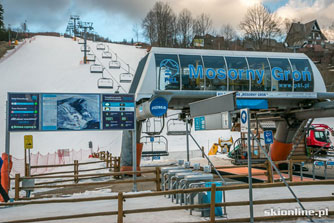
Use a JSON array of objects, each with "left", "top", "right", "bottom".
[
  {"left": 102, "top": 94, "right": 135, "bottom": 130},
  {"left": 8, "top": 93, "right": 40, "bottom": 131},
  {"left": 41, "top": 94, "right": 101, "bottom": 131},
  {"left": 314, "top": 161, "right": 325, "bottom": 166},
  {"left": 236, "top": 99, "right": 268, "bottom": 109},
  {"left": 326, "top": 161, "right": 334, "bottom": 166},
  {"left": 194, "top": 116, "right": 205, "bottom": 131},
  {"left": 150, "top": 97, "right": 168, "bottom": 117},
  {"left": 264, "top": 130, "right": 274, "bottom": 145}
]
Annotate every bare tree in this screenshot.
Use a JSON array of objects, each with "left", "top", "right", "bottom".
[
  {"left": 193, "top": 13, "right": 212, "bottom": 36},
  {"left": 177, "top": 9, "right": 193, "bottom": 47},
  {"left": 142, "top": 10, "right": 157, "bottom": 45},
  {"left": 220, "top": 24, "right": 237, "bottom": 49},
  {"left": 132, "top": 23, "right": 140, "bottom": 43},
  {"left": 239, "top": 4, "right": 281, "bottom": 49},
  {"left": 0, "top": 3, "right": 4, "bottom": 31},
  {"left": 142, "top": 1, "right": 177, "bottom": 47}
]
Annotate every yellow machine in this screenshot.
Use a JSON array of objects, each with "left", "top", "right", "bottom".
[{"left": 208, "top": 136, "right": 233, "bottom": 155}]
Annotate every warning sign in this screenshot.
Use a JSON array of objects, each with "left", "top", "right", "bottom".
[{"left": 24, "top": 135, "right": 33, "bottom": 149}]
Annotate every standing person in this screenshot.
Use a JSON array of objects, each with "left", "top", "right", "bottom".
[{"left": 0, "top": 157, "right": 10, "bottom": 202}]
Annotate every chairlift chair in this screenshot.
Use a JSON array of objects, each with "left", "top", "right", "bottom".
[
  {"left": 97, "top": 77, "right": 114, "bottom": 89},
  {"left": 140, "top": 135, "right": 169, "bottom": 157},
  {"left": 86, "top": 53, "right": 96, "bottom": 62},
  {"left": 142, "top": 117, "right": 164, "bottom": 136},
  {"left": 90, "top": 64, "right": 104, "bottom": 74},
  {"left": 109, "top": 53, "right": 121, "bottom": 69},
  {"left": 102, "top": 51, "right": 112, "bottom": 59},
  {"left": 119, "top": 64, "right": 133, "bottom": 83},
  {"left": 78, "top": 39, "right": 85, "bottom": 44},
  {"left": 81, "top": 45, "right": 91, "bottom": 52},
  {"left": 167, "top": 118, "right": 188, "bottom": 136},
  {"left": 96, "top": 43, "right": 105, "bottom": 50}
]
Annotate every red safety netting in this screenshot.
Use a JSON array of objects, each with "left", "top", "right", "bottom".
[{"left": 10, "top": 149, "right": 92, "bottom": 177}]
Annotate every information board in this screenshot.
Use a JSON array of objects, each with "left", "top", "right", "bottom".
[
  {"left": 8, "top": 93, "right": 40, "bottom": 131},
  {"left": 194, "top": 116, "right": 205, "bottom": 131},
  {"left": 41, "top": 94, "right": 101, "bottom": 131},
  {"left": 8, "top": 93, "right": 135, "bottom": 132},
  {"left": 102, "top": 94, "right": 135, "bottom": 130}
]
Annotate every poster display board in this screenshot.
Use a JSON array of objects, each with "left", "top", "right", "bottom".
[
  {"left": 7, "top": 92, "right": 135, "bottom": 132},
  {"left": 102, "top": 94, "right": 135, "bottom": 130},
  {"left": 8, "top": 93, "right": 40, "bottom": 131},
  {"left": 42, "top": 94, "right": 100, "bottom": 131}
]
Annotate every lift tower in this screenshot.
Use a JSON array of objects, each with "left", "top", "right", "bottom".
[{"left": 78, "top": 21, "right": 93, "bottom": 64}]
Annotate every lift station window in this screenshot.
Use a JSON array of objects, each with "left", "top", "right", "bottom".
[
  {"left": 179, "top": 55, "right": 203, "bottom": 90},
  {"left": 202, "top": 56, "right": 227, "bottom": 91},
  {"left": 268, "top": 58, "right": 292, "bottom": 92},
  {"left": 290, "top": 59, "right": 314, "bottom": 92},
  {"left": 155, "top": 54, "right": 180, "bottom": 90},
  {"left": 225, "top": 57, "right": 249, "bottom": 91},
  {"left": 155, "top": 54, "right": 314, "bottom": 92},
  {"left": 247, "top": 57, "right": 271, "bottom": 91}
]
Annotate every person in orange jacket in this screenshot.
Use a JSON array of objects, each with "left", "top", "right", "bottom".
[{"left": 0, "top": 157, "right": 10, "bottom": 202}]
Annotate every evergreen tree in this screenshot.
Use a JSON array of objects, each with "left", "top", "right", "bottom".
[{"left": 0, "top": 3, "right": 4, "bottom": 30}]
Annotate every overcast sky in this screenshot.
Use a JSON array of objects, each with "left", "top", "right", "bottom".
[{"left": 1, "top": 0, "right": 334, "bottom": 42}]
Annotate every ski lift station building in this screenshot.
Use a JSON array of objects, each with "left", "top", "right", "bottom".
[
  {"left": 131, "top": 47, "right": 325, "bottom": 105},
  {"left": 122, "top": 47, "right": 334, "bottom": 168}
]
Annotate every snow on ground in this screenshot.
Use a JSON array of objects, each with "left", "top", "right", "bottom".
[{"left": 2, "top": 184, "right": 334, "bottom": 222}]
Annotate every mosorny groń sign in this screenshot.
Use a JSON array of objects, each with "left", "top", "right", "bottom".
[{"left": 188, "top": 65, "right": 312, "bottom": 83}]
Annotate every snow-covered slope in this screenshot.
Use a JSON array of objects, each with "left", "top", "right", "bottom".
[
  {"left": 0, "top": 35, "right": 242, "bottom": 159},
  {"left": 0, "top": 36, "right": 146, "bottom": 158}
]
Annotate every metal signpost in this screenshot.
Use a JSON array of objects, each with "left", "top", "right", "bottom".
[
  {"left": 24, "top": 135, "right": 33, "bottom": 176},
  {"left": 240, "top": 108, "right": 254, "bottom": 223}
]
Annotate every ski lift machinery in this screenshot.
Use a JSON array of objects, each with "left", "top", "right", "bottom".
[
  {"left": 119, "top": 64, "right": 134, "bottom": 83},
  {"left": 109, "top": 53, "right": 121, "bottom": 69},
  {"left": 90, "top": 64, "right": 104, "bottom": 74},
  {"left": 96, "top": 43, "right": 105, "bottom": 50}
]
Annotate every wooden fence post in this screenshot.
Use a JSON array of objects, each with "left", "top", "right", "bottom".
[
  {"left": 155, "top": 167, "right": 161, "bottom": 191},
  {"left": 210, "top": 183, "right": 216, "bottom": 223},
  {"left": 266, "top": 161, "right": 273, "bottom": 183},
  {"left": 117, "top": 192, "right": 124, "bottom": 223},
  {"left": 109, "top": 154, "right": 113, "bottom": 171},
  {"left": 74, "top": 160, "right": 79, "bottom": 183},
  {"left": 289, "top": 159, "right": 293, "bottom": 182},
  {"left": 15, "top": 173, "right": 20, "bottom": 200}
]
